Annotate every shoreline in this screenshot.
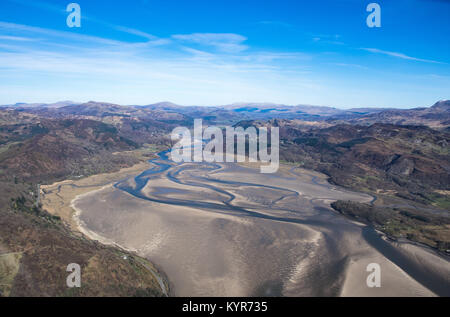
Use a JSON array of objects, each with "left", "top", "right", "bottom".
[
  {"left": 72, "top": 157, "right": 448, "bottom": 296},
  {"left": 70, "top": 184, "right": 133, "bottom": 250},
  {"left": 40, "top": 159, "right": 171, "bottom": 296},
  {"left": 70, "top": 188, "right": 170, "bottom": 297},
  {"left": 43, "top": 154, "right": 449, "bottom": 297},
  {"left": 41, "top": 160, "right": 153, "bottom": 230}
]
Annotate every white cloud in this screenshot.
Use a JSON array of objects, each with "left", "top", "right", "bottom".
[
  {"left": 0, "top": 21, "right": 124, "bottom": 46},
  {"left": 331, "top": 63, "right": 368, "bottom": 69},
  {"left": 172, "top": 33, "right": 248, "bottom": 53},
  {"left": 361, "top": 48, "right": 444, "bottom": 64},
  {"left": 108, "top": 26, "right": 157, "bottom": 40},
  {"left": 311, "top": 34, "right": 344, "bottom": 46},
  {"left": 258, "top": 21, "right": 292, "bottom": 28},
  {"left": 0, "top": 35, "right": 37, "bottom": 41},
  {"left": 4, "top": 0, "right": 166, "bottom": 44},
  {"left": 0, "top": 21, "right": 317, "bottom": 106}
]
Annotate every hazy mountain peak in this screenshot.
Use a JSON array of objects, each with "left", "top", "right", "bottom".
[
  {"left": 145, "top": 101, "right": 182, "bottom": 108},
  {"left": 431, "top": 100, "right": 450, "bottom": 110}
]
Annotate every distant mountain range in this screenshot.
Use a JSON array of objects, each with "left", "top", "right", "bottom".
[
  {"left": 0, "top": 97, "right": 449, "bottom": 288},
  {"left": 2, "top": 101, "right": 78, "bottom": 109},
  {"left": 338, "top": 100, "right": 450, "bottom": 129},
  {"left": 2, "top": 100, "right": 448, "bottom": 128}
]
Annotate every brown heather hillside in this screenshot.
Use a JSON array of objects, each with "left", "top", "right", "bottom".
[
  {"left": 0, "top": 195, "right": 167, "bottom": 297},
  {"left": 0, "top": 119, "right": 140, "bottom": 182},
  {"left": 282, "top": 122, "right": 450, "bottom": 250},
  {"left": 0, "top": 109, "right": 40, "bottom": 125},
  {"left": 0, "top": 113, "right": 169, "bottom": 297},
  {"left": 331, "top": 200, "right": 450, "bottom": 252},
  {"left": 19, "top": 102, "right": 187, "bottom": 145},
  {"left": 235, "top": 119, "right": 450, "bottom": 250},
  {"left": 275, "top": 123, "right": 450, "bottom": 202},
  {"left": 338, "top": 100, "right": 450, "bottom": 129}
]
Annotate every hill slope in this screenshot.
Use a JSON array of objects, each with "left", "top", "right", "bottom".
[{"left": 0, "top": 114, "right": 169, "bottom": 297}]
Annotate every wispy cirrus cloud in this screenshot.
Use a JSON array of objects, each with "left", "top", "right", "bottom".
[
  {"left": 0, "top": 21, "right": 124, "bottom": 46},
  {"left": 172, "top": 33, "right": 248, "bottom": 53},
  {"left": 361, "top": 48, "right": 445, "bottom": 64},
  {"left": 0, "top": 21, "right": 170, "bottom": 50},
  {"left": 5, "top": 0, "right": 65, "bottom": 14},
  {"left": 5, "top": 0, "right": 162, "bottom": 43},
  {"left": 311, "top": 34, "right": 344, "bottom": 46},
  {"left": 0, "top": 35, "right": 37, "bottom": 41},
  {"left": 331, "top": 63, "right": 368, "bottom": 70},
  {"left": 0, "top": 20, "right": 316, "bottom": 105},
  {"left": 257, "top": 20, "right": 292, "bottom": 28},
  {"left": 113, "top": 25, "right": 158, "bottom": 40}
]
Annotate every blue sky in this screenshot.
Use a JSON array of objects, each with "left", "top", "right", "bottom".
[{"left": 0, "top": 0, "right": 449, "bottom": 108}]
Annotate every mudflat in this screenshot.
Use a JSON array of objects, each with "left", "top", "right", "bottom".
[
  {"left": 41, "top": 161, "right": 152, "bottom": 231},
  {"left": 58, "top": 152, "right": 449, "bottom": 296}
]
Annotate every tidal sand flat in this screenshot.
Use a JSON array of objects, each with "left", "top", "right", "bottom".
[
  {"left": 72, "top": 153, "right": 449, "bottom": 296},
  {"left": 41, "top": 161, "right": 152, "bottom": 230}
]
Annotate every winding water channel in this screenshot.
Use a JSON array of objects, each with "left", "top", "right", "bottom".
[{"left": 73, "top": 150, "right": 450, "bottom": 296}]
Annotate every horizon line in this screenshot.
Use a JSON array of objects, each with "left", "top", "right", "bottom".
[{"left": 2, "top": 99, "right": 449, "bottom": 111}]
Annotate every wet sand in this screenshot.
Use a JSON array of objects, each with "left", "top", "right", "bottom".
[
  {"left": 41, "top": 161, "right": 152, "bottom": 230},
  {"left": 71, "top": 153, "right": 449, "bottom": 297}
]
